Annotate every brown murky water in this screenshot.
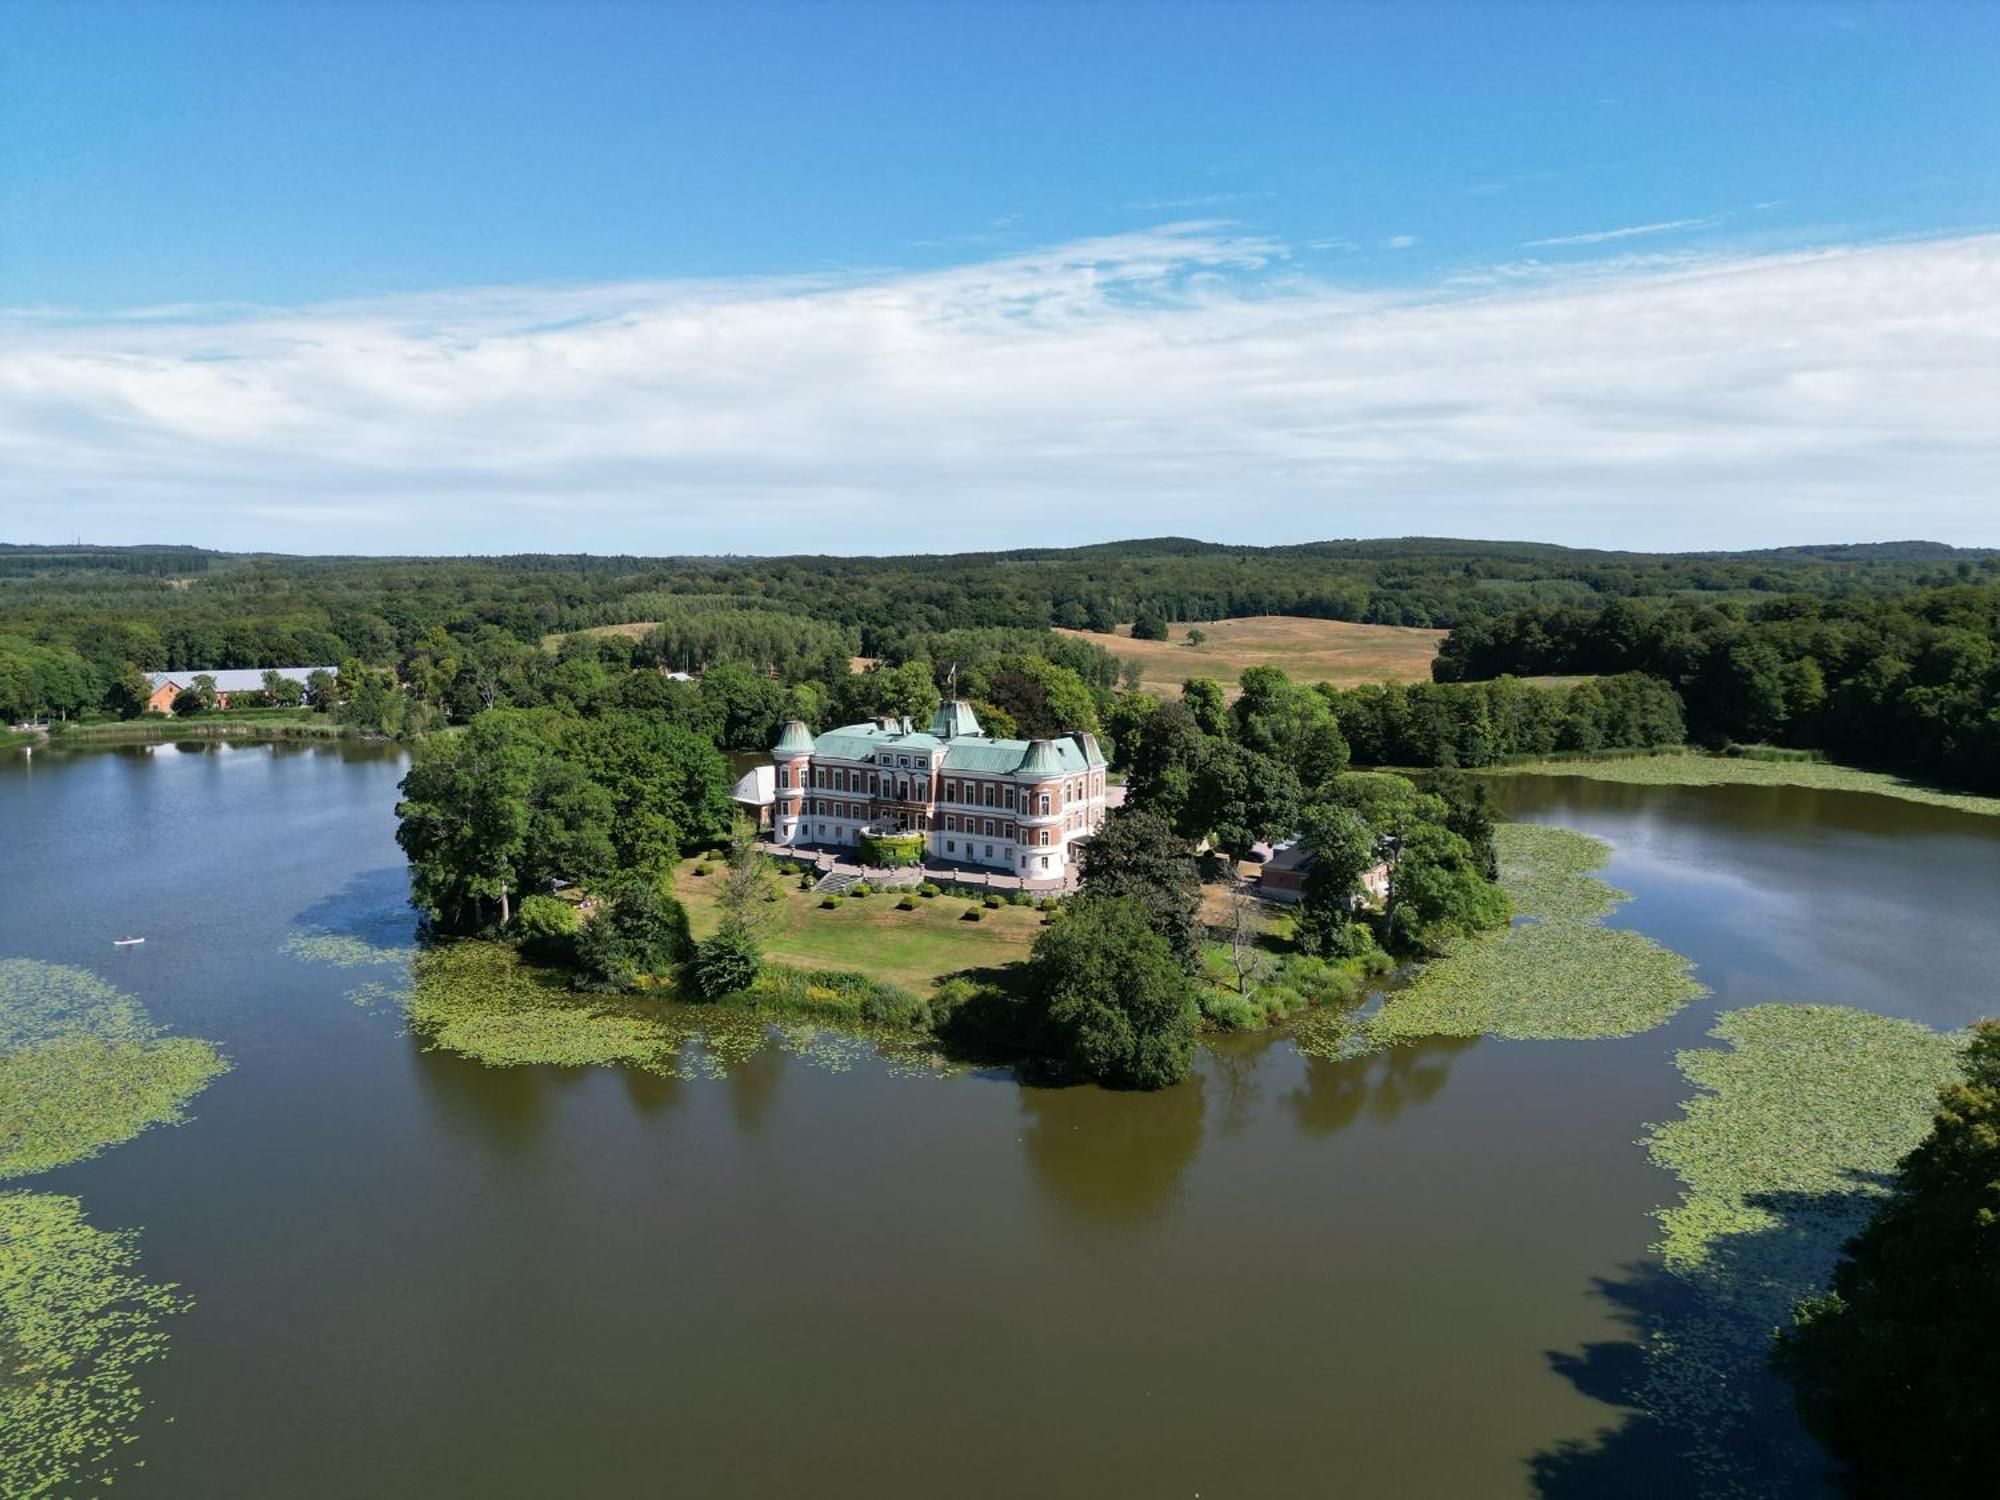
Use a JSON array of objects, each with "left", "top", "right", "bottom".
[{"left": 5, "top": 744, "right": 1996, "bottom": 1497}]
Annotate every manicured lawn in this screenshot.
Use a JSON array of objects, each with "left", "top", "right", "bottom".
[
  {"left": 674, "top": 861, "right": 1044, "bottom": 991},
  {"left": 1055, "top": 615, "right": 1443, "bottom": 699}
]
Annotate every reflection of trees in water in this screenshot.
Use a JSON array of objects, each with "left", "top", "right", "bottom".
[
  {"left": 1017, "top": 1076, "right": 1206, "bottom": 1226},
  {"left": 1282, "top": 1033, "right": 1479, "bottom": 1137},
  {"left": 724, "top": 1036, "right": 788, "bottom": 1135},
  {"left": 1204, "top": 1034, "right": 1272, "bottom": 1136},
  {"left": 1531, "top": 1188, "right": 1867, "bottom": 1500},
  {"left": 408, "top": 1038, "right": 556, "bottom": 1157},
  {"left": 621, "top": 1065, "right": 685, "bottom": 1116}
]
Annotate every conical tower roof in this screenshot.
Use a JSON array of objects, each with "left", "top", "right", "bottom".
[
  {"left": 927, "top": 698, "right": 983, "bottom": 740},
  {"left": 1018, "top": 738, "right": 1065, "bottom": 778},
  {"left": 773, "top": 719, "right": 814, "bottom": 755}
]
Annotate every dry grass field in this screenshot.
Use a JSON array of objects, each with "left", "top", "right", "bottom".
[
  {"left": 540, "top": 620, "right": 659, "bottom": 649},
  {"left": 1059, "top": 616, "right": 1444, "bottom": 698}
]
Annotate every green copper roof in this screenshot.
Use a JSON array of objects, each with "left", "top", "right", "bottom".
[
  {"left": 804, "top": 719, "right": 1101, "bottom": 777},
  {"left": 928, "top": 699, "right": 983, "bottom": 740},
  {"left": 773, "top": 719, "right": 815, "bottom": 754},
  {"left": 1018, "top": 739, "right": 1065, "bottom": 778}
]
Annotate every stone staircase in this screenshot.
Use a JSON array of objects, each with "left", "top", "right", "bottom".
[{"left": 812, "top": 870, "right": 860, "bottom": 897}]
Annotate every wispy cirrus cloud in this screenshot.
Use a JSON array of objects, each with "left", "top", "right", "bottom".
[
  {"left": 4, "top": 226, "right": 1998, "bottom": 553},
  {"left": 1525, "top": 216, "right": 1719, "bottom": 247}
]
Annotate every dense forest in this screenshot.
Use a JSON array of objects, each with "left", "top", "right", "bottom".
[
  {"left": 1434, "top": 582, "right": 2000, "bottom": 791},
  {"left": 2, "top": 536, "right": 1992, "bottom": 728}
]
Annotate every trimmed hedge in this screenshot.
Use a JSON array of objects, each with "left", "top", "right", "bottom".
[{"left": 858, "top": 831, "right": 926, "bottom": 867}]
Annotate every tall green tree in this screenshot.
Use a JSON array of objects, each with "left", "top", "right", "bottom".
[
  {"left": 396, "top": 712, "right": 539, "bottom": 929},
  {"left": 1775, "top": 1020, "right": 2000, "bottom": 1497},
  {"left": 1076, "top": 806, "right": 1204, "bottom": 971},
  {"left": 1186, "top": 741, "right": 1301, "bottom": 860},
  {"left": 1026, "top": 895, "right": 1199, "bottom": 1089}
]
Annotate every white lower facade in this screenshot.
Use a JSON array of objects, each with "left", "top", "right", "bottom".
[{"left": 781, "top": 801, "right": 1097, "bottom": 878}]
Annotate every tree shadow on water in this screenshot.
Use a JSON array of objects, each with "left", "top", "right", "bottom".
[
  {"left": 290, "top": 865, "right": 418, "bottom": 950},
  {"left": 1530, "top": 1187, "right": 1882, "bottom": 1500}
]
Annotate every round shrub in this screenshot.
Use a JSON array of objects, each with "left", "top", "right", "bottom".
[
  {"left": 983, "top": 894, "right": 1003, "bottom": 909},
  {"left": 961, "top": 907, "right": 983, "bottom": 922},
  {"left": 1038, "top": 897, "right": 1059, "bottom": 912},
  {"left": 850, "top": 881, "right": 871, "bottom": 898},
  {"left": 896, "top": 895, "right": 918, "bottom": 910},
  {"left": 821, "top": 894, "right": 844, "bottom": 910},
  {"left": 692, "top": 927, "right": 762, "bottom": 1000},
  {"left": 691, "top": 863, "right": 712, "bottom": 877},
  {"left": 572, "top": 879, "right": 691, "bottom": 994},
  {"left": 1009, "top": 891, "right": 1031, "bottom": 907},
  {"left": 919, "top": 882, "right": 941, "bottom": 898},
  {"left": 515, "top": 893, "right": 579, "bottom": 942}
]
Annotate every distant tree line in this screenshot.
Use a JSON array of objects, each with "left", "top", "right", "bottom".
[{"left": 1434, "top": 584, "right": 2000, "bottom": 790}]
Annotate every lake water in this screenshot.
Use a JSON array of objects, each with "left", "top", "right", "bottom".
[{"left": 4, "top": 744, "right": 1997, "bottom": 1497}]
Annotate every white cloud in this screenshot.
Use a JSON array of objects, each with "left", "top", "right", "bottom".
[
  {"left": 1381, "top": 235, "right": 1421, "bottom": 250},
  {"left": 1525, "top": 217, "right": 1718, "bottom": 247},
  {"left": 4, "top": 227, "right": 1999, "bottom": 553}
]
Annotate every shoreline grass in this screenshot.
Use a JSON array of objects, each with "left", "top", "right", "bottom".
[
  {"left": 1484, "top": 750, "right": 2000, "bottom": 817},
  {"left": 390, "top": 941, "right": 948, "bottom": 1080}
]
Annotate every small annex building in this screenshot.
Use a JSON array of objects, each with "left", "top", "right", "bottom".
[
  {"left": 764, "top": 698, "right": 1109, "bottom": 880},
  {"left": 145, "top": 667, "right": 336, "bottom": 715},
  {"left": 1252, "top": 840, "right": 1391, "bottom": 907}
]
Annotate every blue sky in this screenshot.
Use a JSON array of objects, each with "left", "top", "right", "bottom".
[{"left": 4, "top": 1, "right": 1998, "bottom": 553}]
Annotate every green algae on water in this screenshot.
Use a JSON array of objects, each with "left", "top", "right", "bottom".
[
  {"left": 0, "top": 960, "right": 229, "bottom": 1181},
  {"left": 282, "top": 929, "right": 419, "bottom": 969},
  {"left": 1647, "top": 1004, "right": 1963, "bottom": 1276},
  {"left": 1624, "top": 1004, "right": 1966, "bottom": 1493},
  {"left": 399, "top": 941, "right": 952, "bottom": 1082},
  {"left": 0, "top": 1191, "right": 190, "bottom": 1497},
  {"left": 1363, "top": 824, "right": 1705, "bottom": 1046}
]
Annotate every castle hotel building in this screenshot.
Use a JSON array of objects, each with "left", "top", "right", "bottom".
[{"left": 763, "top": 700, "right": 1108, "bottom": 880}]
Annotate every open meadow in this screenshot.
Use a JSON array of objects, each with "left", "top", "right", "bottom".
[{"left": 1057, "top": 616, "right": 1444, "bottom": 698}]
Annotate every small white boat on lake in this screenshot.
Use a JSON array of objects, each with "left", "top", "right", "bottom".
[{"left": 112, "top": 936, "right": 146, "bottom": 946}]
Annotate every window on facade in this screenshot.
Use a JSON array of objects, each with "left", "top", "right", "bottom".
[
  {"left": 984, "top": 785, "right": 995, "bottom": 807},
  {"left": 1040, "top": 829, "right": 1050, "bottom": 847},
  {"left": 1004, "top": 790, "right": 1015, "bottom": 811},
  {"left": 943, "top": 780, "right": 956, "bottom": 802},
  {"left": 1038, "top": 794, "right": 1050, "bottom": 815},
  {"left": 984, "top": 844, "right": 994, "bottom": 857},
  {"left": 947, "top": 840, "right": 956, "bottom": 853},
  {"left": 1040, "top": 856, "right": 1049, "bottom": 870},
  {"left": 982, "top": 819, "right": 993, "bottom": 837}
]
